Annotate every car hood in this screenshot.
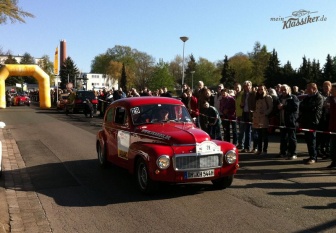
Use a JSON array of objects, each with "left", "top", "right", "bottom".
[{"left": 135, "top": 122, "right": 210, "bottom": 144}]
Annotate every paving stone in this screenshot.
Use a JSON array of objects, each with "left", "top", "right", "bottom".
[{"left": 1, "top": 130, "right": 52, "bottom": 232}]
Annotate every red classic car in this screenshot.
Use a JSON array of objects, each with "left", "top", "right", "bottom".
[
  {"left": 12, "top": 93, "right": 31, "bottom": 106},
  {"left": 96, "top": 97, "right": 239, "bottom": 193}
]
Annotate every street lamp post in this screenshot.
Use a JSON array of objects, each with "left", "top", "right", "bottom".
[
  {"left": 190, "top": 71, "right": 195, "bottom": 91},
  {"left": 180, "top": 36, "right": 189, "bottom": 88}
]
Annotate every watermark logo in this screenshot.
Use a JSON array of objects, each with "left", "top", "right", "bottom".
[{"left": 270, "top": 9, "right": 327, "bottom": 29}]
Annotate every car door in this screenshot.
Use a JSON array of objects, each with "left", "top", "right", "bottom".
[{"left": 108, "top": 106, "right": 130, "bottom": 168}]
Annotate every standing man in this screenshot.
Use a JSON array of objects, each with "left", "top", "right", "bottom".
[
  {"left": 234, "top": 83, "right": 244, "bottom": 149},
  {"left": 277, "top": 84, "right": 299, "bottom": 159},
  {"left": 298, "top": 83, "right": 323, "bottom": 164},
  {"left": 240, "top": 80, "right": 256, "bottom": 152},
  {"left": 326, "top": 83, "right": 336, "bottom": 169},
  {"left": 316, "top": 81, "right": 332, "bottom": 158}
]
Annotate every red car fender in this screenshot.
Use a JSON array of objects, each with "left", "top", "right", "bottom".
[
  {"left": 127, "top": 142, "right": 174, "bottom": 176},
  {"left": 96, "top": 130, "right": 107, "bottom": 153},
  {"left": 211, "top": 139, "right": 239, "bottom": 166}
]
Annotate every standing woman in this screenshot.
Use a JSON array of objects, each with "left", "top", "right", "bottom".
[{"left": 252, "top": 85, "right": 273, "bottom": 155}]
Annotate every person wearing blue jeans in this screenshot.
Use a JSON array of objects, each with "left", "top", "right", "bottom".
[
  {"left": 298, "top": 83, "right": 323, "bottom": 164},
  {"left": 242, "top": 112, "right": 252, "bottom": 151},
  {"left": 234, "top": 83, "right": 244, "bottom": 149},
  {"left": 240, "top": 81, "right": 256, "bottom": 153},
  {"left": 277, "top": 84, "right": 299, "bottom": 159}
]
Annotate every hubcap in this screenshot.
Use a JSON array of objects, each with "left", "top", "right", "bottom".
[{"left": 138, "top": 163, "right": 147, "bottom": 189}]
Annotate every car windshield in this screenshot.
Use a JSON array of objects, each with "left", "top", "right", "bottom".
[{"left": 131, "top": 104, "right": 193, "bottom": 125}]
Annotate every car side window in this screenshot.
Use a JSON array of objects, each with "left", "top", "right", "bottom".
[
  {"left": 105, "top": 107, "right": 114, "bottom": 123},
  {"left": 114, "top": 107, "right": 126, "bottom": 125}
]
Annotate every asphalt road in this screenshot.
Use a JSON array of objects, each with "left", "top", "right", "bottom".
[{"left": 0, "top": 104, "right": 336, "bottom": 233}]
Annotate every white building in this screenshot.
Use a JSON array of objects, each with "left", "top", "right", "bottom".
[{"left": 76, "top": 73, "right": 118, "bottom": 91}]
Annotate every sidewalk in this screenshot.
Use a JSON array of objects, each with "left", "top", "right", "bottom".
[{"left": 0, "top": 128, "right": 52, "bottom": 232}]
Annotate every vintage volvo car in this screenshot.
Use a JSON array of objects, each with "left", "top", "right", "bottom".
[{"left": 96, "top": 97, "right": 239, "bottom": 193}]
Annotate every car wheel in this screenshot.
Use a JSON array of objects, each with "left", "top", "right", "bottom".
[
  {"left": 135, "top": 158, "right": 158, "bottom": 194},
  {"left": 211, "top": 175, "right": 233, "bottom": 189},
  {"left": 97, "top": 143, "right": 108, "bottom": 168}
]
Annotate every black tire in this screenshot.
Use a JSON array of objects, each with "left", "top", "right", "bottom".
[
  {"left": 211, "top": 175, "right": 234, "bottom": 189},
  {"left": 135, "top": 158, "right": 158, "bottom": 194},
  {"left": 97, "top": 143, "right": 108, "bottom": 168}
]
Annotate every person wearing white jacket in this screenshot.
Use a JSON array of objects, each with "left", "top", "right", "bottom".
[{"left": 252, "top": 85, "right": 273, "bottom": 155}]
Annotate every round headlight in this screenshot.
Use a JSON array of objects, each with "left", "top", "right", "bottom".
[
  {"left": 225, "top": 150, "right": 237, "bottom": 164},
  {"left": 156, "top": 155, "right": 170, "bottom": 169}
]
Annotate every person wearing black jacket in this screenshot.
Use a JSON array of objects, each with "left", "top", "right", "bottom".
[
  {"left": 298, "top": 83, "right": 323, "bottom": 164},
  {"left": 277, "top": 84, "right": 299, "bottom": 159}
]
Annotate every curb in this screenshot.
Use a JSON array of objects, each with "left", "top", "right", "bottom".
[
  {"left": 0, "top": 128, "right": 52, "bottom": 232},
  {"left": 0, "top": 128, "right": 9, "bottom": 233}
]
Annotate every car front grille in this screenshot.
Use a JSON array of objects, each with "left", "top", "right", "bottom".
[{"left": 174, "top": 154, "right": 222, "bottom": 171}]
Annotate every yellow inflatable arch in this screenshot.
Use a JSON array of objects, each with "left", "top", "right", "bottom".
[{"left": 0, "top": 64, "right": 51, "bottom": 109}]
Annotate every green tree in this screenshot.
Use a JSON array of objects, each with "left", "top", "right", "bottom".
[
  {"left": 4, "top": 54, "right": 19, "bottom": 85},
  {"left": 168, "top": 55, "right": 183, "bottom": 88},
  {"left": 228, "top": 53, "right": 253, "bottom": 85},
  {"left": 322, "top": 54, "right": 336, "bottom": 83},
  {"left": 298, "top": 56, "right": 312, "bottom": 85},
  {"left": 249, "top": 42, "right": 271, "bottom": 85},
  {"left": 90, "top": 45, "right": 154, "bottom": 90},
  {"left": 311, "top": 59, "right": 322, "bottom": 86},
  {"left": 19, "top": 52, "right": 37, "bottom": 84},
  {"left": 264, "top": 49, "right": 282, "bottom": 88},
  {"left": 281, "top": 61, "right": 301, "bottom": 89},
  {"left": 133, "top": 51, "right": 155, "bottom": 90},
  {"left": 37, "top": 55, "right": 55, "bottom": 84},
  {"left": 194, "top": 57, "right": 220, "bottom": 89},
  {"left": 220, "top": 55, "right": 235, "bottom": 88},
  {"left": 0, "top": 0, "right": 34, "bottom": 24},
  {"left": 59, "top": 57, "right": 79, "bottom": 89},
  {"left": 90, "top": 53, "right": 111, "bottom": 74},
  {"left": 185, "top": 54, "right": 197, "bottom": 87},
  {"left": 148, "top": 60, "right": 175, "bottom": 92}
]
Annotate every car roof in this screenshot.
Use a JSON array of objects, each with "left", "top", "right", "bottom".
[{"left": 112, "top": 97, "right": 183, "bottom": 108}]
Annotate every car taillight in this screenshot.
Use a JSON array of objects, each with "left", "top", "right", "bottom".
[
  {"left": 75, "top": 99, "right": 82, "bottom": 104},
  {"left": 91, "top": 99, "right": 98, "bottom": 104}
]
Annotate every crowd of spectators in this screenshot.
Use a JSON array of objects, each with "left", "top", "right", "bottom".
[{"left": 179, "top": 80, "right": 336, "bottom": 169}]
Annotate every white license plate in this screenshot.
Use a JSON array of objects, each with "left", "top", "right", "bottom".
[{"left": 185, "top": 169, "right": 214, "bottom": 179}]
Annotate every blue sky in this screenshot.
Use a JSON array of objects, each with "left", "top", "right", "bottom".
[{"left": 1, "top": 0, "right": 335, "bottom": 72}]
